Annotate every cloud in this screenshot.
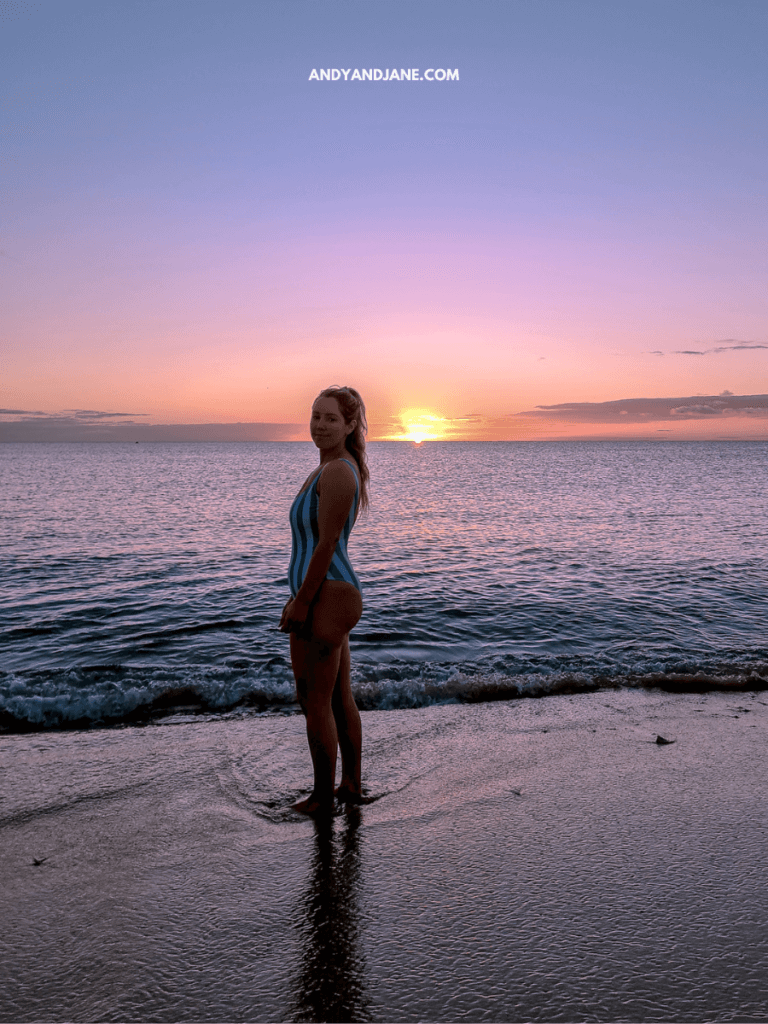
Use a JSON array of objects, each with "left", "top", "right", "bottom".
[
  {"left": 650, "top": 340, "right": 768, "bottom": 356},
  {"left": 1, "top": 408, "right": 145, "bottom": 421},
  {"left": 0, "top": 410, "right": 303, "bottom": 441},
  {"left": 670, "top": 404, "right": 720, "bottom": 416},
  {"left": 521, "top": 394, "right": 768, "bottom": 424},
  {"left": 61, "top": 409, "right": 148, "bottom": 420},
  {"left": 670, "top": 340, "right": 768, "bottom": 356},
  {"left": 711, "top": 343, "right": 768, "bottom": 352}
]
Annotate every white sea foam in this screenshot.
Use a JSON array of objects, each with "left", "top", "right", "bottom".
[{"left": 1, "top": 654, "right": 765, "bottom": 731}]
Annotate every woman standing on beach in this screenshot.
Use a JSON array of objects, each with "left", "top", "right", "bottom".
[{"left": 279, "top": 386, "right": 370, "bottom": 816}]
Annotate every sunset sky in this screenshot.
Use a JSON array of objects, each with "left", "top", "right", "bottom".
[{"left": 2, "top": 0, "right": 767, "bottom": 441}]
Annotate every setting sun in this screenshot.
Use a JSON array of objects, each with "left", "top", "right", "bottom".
[{"left": 389, "top": 409, "right": 449, "bottom": 443}]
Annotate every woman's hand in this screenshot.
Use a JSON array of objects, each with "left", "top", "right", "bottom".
[{"left": 279, "top": 597, "right": 310, "bottom": 633}]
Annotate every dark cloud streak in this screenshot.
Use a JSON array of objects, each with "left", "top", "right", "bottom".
[
  {"left": 711, "top": 343, "right": 768, "bottom": 352},
  {"left": 666, "top": 340, "right": 768, "bottom": 356},
  {"left": 522, "top": 394, "right": 768, "bottom": 424},
  {"left": 60, "top": 409, "right": 148, "bottom": 420},
  {"left": 1, "top": 412, "right": 304, "bottom": 442}
]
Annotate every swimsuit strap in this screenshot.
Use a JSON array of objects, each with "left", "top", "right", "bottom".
[
  {"left": 336, "top": 459, "right": 360, "bottom": 507},
  {"left": 337, "top": 457, "right": 359, "bottom": 483}
]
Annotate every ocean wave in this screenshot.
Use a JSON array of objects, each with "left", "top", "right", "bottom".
[{"left": 1, "top": 653, "right": 766, "bottom": 733}]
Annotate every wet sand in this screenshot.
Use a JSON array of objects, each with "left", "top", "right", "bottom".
[{"left": 1, "top": 688, "right": 767, "bottom": 1023}]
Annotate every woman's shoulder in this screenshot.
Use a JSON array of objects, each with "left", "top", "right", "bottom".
[
  {"left": 319, "top": 457, "right": 359, "bottom": 489},
  {"left": 336, "top": 454, "right": 359, "bottom": 477}
]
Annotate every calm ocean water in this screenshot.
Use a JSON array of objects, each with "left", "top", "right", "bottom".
[{"left": 1, "top": 441, "right": 766, "bottom": 730}]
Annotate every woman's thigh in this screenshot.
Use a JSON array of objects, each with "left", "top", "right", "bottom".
[
  {"left": 289, "top": 632, "right": 339, "bottom": 708},
  {"left": 310, "top": 581, "right": 362, "bottom": 648}
]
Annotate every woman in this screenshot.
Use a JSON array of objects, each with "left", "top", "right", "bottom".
[{"left": 279, "top": 386, "right": 370, "bottom": 816}]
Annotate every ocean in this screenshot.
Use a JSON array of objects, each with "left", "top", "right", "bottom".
[{"left": 1, "top": 440, "right": 766, "bottom": 731}]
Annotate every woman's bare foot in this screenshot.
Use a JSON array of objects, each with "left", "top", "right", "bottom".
[
  {"left": 293, "top": 794, "right": 335, "bottom": 817},
  {"left": 335, "top": 783, "right": 376, "bottom": 805}
]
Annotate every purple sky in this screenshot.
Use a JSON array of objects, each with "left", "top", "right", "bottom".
[{"left": 2, "top": 0, "right": 767, "bottom": 439}]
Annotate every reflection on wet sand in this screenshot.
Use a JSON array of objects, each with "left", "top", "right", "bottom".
[{"left": 288, "top": 809, "right": 372, "bottom": 1023}]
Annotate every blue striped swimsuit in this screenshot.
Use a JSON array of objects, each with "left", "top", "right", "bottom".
[{"left": 288, "top": 457, "right": 361, "bottom": 597}]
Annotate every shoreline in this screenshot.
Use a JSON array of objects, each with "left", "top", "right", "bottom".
[
  {"left": 2, "top": 688, "right": 767, "bottom": 1022},
  {"left": 2, "top": 669, "right": 766, "bottom": 736}
]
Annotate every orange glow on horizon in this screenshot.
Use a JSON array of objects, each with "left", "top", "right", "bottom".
[{"left": 384, "top": 409, "right": 451, "bottom": 443}]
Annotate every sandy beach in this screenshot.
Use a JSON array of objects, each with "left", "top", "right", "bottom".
[{"left": 2, "top": 688, "right": 767, "bottom": 1023}]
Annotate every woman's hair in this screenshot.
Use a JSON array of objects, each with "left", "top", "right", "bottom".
[{"left": 317, "top": 385, "right": 370, "bottom": 512}]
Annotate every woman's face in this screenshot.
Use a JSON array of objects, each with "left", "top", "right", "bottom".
[{"left": 310, "top": 396, "right": 354, "bottom": 450}]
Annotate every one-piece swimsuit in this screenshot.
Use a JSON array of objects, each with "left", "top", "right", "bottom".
[{"left": 288, "top": 457, "right": 360, "bottom": 598}]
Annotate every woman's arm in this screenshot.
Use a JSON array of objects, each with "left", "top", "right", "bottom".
[{"left": 279, "top": 460, "right": 357, "bottom": 632}]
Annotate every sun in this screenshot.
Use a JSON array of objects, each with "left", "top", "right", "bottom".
[{"left": 390, "top": 408, "right": 449, "bottom": 443}]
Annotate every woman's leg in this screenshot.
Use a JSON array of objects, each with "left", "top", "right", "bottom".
[
  {"left": 289, "top": 582, "right": 363, "bottom": 815},
  {"left": 290, "top": 632, "right": 341, "bottom": 814},
  {"left": 331, "top": 637, "right": 363, "bottom": 798}
]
